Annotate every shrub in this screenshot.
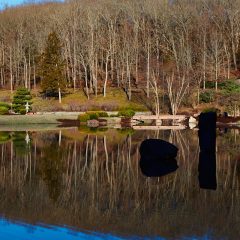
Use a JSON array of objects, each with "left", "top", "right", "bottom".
[
  {"left": 220, "top": 80, "right": 240, "bottom": 94},
  {"left": 202, "top": 107, "right": 221, "bottom": 114},
  {"left": 199, "top": 91, "right": 214, "bottom": 103},
  {"left": 78, "top": 114, "right": 90, "bottom": 122},
  {"left": 97, "top": 111, "right": 109, "bottom": 117},
  {"left": 86, "top": 111, "right": 109, "bottom": 118},
  {"left": 0, "top": 106, "right": 9, "bottom": 115},
  {"left": 205, "top": 80, "right": 240, "bottom": 93},
  {"left": 0, "top": 102, "right": 11, "bottom": 109},
  {"left": 78, "top": 111, "right": 109, "bottom": 122},
  {"left": 118, "top": 108, "right": 135, "bottom": 117},
  {"left": 19, "top": 109, "right": 27, "bottom": 115},
  {"left": 88, "top": 113, "right": 98, "bottom": 120}
]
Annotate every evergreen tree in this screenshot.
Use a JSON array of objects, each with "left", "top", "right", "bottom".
[
  {"left": 12, "top": 88, "right": 32, "bottom": 115},
  {"left": 40, "top": 32, "right": 66, "bottom": 103}
]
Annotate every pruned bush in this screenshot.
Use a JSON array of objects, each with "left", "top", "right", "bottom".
[
  {"left": 88, "top": 113, "right": 98, "bottom": 120},
  {"left": 12, "top": 88, "right": 32, "bottom": 114},
  {"left": 97, "top": 111, "right": 109, "bottom": 117},
  {"left": 0, "top": 106, "right": 9, "bottom": 115},
  {"left": 78, "top": 111, "right": 109, "bottom": 123},
  {"left": 78, "top": 114, "right": 90, "bottom": 122},
  {"left": 118, "top": 108, "right": 135, "bottom": 117},
  {"left": 0, "top": 102, "right": 10, "bottom": 115},
  {"left": 19, "top": 109, "right": 27, "bottom": 115},
  {"left": 0, "top": 102, "right": 11, "bottom": 109},
  {"left": 87, "top": 111, "right": 109, "bottom": 118}
]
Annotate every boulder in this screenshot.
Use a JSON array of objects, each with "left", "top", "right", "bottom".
[{"left": 87, "top": 119, "right": 99, "bottom": 127}]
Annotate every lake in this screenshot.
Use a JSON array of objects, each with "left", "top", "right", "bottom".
[{"left": 0, "top": 127, "right": 239, "bottom": 240}]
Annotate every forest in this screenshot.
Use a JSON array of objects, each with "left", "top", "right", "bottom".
[{"left": 0, "top": 0, "right": 240, "bottom": 114}]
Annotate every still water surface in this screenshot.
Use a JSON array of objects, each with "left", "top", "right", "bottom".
[{"left": 0, "top": 128, "right": 239, "bottom": 240}]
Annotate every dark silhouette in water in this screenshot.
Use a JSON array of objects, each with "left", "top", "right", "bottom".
[
  {"left": 139, "top": 139, "right": 178, "bottom": 177},
  {"left": 198, "top": 112, "right": 217, "bottom": 190}
]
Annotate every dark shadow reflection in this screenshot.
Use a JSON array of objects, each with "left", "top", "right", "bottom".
[
  {"left": 198, "top": 112, "right": 217, "bottom": 190},
  {"left": 139, "top": 139, "right": 178, "bottom": 177}
]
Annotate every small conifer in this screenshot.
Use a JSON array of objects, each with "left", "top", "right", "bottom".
[{"left": 12, "top": 88, "right": 32, "bottom": 114}]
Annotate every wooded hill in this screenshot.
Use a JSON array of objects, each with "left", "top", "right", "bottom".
[{"left": 0, "top": 0, "right": 240, "bottom": 114}]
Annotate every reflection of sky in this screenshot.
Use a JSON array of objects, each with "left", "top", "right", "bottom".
[
  {"left": 1, "top": 0, "right": 24, "bottom": 6},
  {"left": 0, "top": 218, "right": 125, "bottom": 240},
  {"left": 0, "top": 0, "right": 64, "bottom": 9},
  {"left": 0, "top": 217, "right": 213, "bottom": 240}
]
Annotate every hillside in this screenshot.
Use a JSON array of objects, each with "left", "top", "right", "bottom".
[{"left": 0, "top": 0, "right": 239, "bottom": 115}]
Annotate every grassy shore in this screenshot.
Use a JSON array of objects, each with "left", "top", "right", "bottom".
[{"left": 0, "top": 113, "right": 80, "bottom": 125}]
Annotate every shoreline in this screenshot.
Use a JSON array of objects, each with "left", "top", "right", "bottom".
[
  {"left": 0, "top": 114, "right": 80, "bottom": 125},
  {"left": 0, "top": 113, "right": 239, "bottom": 130},
  {"left": 0, "top": 112, "right": 151, "bottom": 125}
]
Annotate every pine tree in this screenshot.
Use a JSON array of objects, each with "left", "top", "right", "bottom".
[
  {"left": 40, "top": 32, "right": 66, "bottom": 103},
  {"left": 12, "top": 88, "right": 32, "bottom": 115}
]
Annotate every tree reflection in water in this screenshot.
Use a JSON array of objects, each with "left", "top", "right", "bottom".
[{"left": 0, "top": 128, "right": 239, "bottom": 239}]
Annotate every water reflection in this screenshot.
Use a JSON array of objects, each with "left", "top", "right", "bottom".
[
  {"left": 0, "top": 217, "right": 130, "bottom": 240},
  {"left": 0, "top": 128, "right": 239, "bottom": 239}
]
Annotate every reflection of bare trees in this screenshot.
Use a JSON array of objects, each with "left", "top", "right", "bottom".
[{"left": 0, "top": 129, "right": 239, "bottom": 238}]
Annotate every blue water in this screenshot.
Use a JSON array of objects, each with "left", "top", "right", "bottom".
[
  {"left": 0, "top": 218, "right": 213, "bottom": 240},
  {"left": 0, "top": 218, "right": 127, "bottom": 240}
]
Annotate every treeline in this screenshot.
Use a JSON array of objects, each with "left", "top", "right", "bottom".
[{"left": 0, "top": 0, "right": 240, "bottom": 109}]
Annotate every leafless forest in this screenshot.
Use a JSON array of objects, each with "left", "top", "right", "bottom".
[{"left": 0, "top": 0, "right": 240, "bottom": 109}]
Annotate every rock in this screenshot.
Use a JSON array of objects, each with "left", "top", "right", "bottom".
[
  {"left": 189, "top": 116, "right": 197, "bottom": 129},
  {"left": 189, "top": 122, "right": 197, "bottom": 129},
  {"left": 189, "top": 116, "right": 197, "bottom": 123},
  {"left": 87, "top": 119, "right": 99, "bottom": 127}
]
